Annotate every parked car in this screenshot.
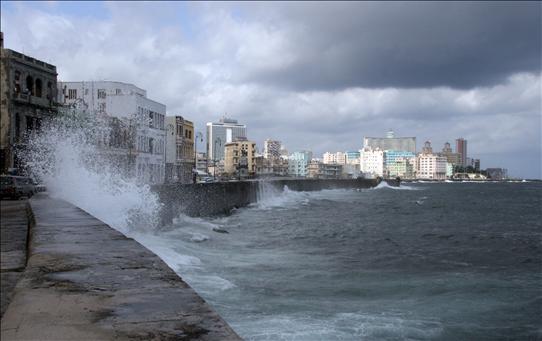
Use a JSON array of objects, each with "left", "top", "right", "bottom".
[{"left": 0, "top": 175, "right": 37, "bottom": 200}]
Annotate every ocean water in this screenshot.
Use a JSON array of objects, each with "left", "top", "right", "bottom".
[
  {"left": 133, "top": 182, "right": 542, "bottom": 340},
  {"left": 24, "top": 123, "right": 541, "bottom": 340}
]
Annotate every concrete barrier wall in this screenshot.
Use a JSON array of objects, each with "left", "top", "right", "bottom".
[
  {"left": 153, "top": 178, "right": 397, "bottom": 223},
  {"left": 1, "top": 194, "right": 241, "bottom": 340}
]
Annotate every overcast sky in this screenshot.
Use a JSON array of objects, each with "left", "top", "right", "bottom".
[{"left": 1, "top": 1, "right": 541, "bottom": 178}]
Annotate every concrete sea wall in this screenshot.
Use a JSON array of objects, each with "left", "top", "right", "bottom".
[
  {"left": 0, "top": 194, "right": 241, "bottom": 340},
  {"left": 153, "top": 178, "right": 392, "bottom": 222}
]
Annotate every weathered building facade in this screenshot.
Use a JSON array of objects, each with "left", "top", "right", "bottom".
[
  {"left": 224, "top": 138, "right": 256, "bottom": 179},
  {"left": 1, "top": 32, "right": 58, "bottom": 173},
  {"left": 165, "top": 115, "right": 195, "bottom": 184}
]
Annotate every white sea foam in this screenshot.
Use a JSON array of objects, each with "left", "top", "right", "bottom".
[
  {"left": 233, "top": 311, "right": 443, "bottom": 340},
  {"left": 21, "top": 116, "right": 236, "bottom": 295},
  {"left": 190, "top": 233, "right": 210, "bottom": 243},
  {"left": 372, "top": 181, "right": 421, "bottom": 191},
  {"left": 22, "top": 117, "right": 161, "bottom": 233},
  {"left": 255, "top": 182, "right": 310, "bottom": 209}
]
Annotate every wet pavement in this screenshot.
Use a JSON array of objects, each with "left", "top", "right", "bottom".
[
  {"left": 0, "top": 200, "right": 30, "bottom": 318},
  {"left": 1, "top": 194, "right": 240, "bottom": 340}
]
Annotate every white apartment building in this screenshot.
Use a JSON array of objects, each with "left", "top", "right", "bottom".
[
  {"left": 323, "top": 152, "right": 336, "bottom": 164},
  {"left": 360, "top": 147, "right": 384, "bottom": 178},
  {"left": 323, "top": 151, "right": 347, "bottom": 164},
  {"left": 416, "top": 154, "right": 447, "bottom": 180},
  {"left": 58, "top": 81, "right": 166, "bottom": 184},
  {"left": 288, "top": 151, "right": 313, "bottom": 177}
]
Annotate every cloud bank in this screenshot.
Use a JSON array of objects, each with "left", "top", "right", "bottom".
[{"left": 1, "top": 1, "right": 540, "bottom": 178}]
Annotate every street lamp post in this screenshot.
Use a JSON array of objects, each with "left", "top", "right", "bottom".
[
  {"left": 213, "top": 137, "right": 222, "bottom": 181},
  {"left": 165, "top": 123, "right": 174, "bottom": 183}
]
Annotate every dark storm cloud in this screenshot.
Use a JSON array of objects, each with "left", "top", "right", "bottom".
[{"left": 236, "top": 2, "right": 541, "bottom": 90}]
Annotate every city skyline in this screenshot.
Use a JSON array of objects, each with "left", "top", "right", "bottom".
[{"left": 1, "top": 1, "right": 540, "bottom": 178}]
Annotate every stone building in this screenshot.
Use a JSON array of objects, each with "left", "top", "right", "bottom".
[
  {"left": 1, "top": 32, "right": 58, "bottom": 173},
  {"left": 308, "top": 160, "right": 343, "bottom": 179},
  {"left": 224, "top": 137, "right": 256, "bottom": 179},
  {"left": 439, "top": 142, "right": 461, "bottom": 166},
  {"left": 165, "top": 115, "right": 195, "bottom": 183}
]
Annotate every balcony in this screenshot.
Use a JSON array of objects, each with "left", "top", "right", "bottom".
[{"left": 12, "top": 92, "right": 54, "bottom": 108}]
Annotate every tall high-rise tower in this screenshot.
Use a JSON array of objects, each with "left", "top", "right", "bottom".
[
  {"left": 455, "top": 138, "right": 467, "bottom": 167},
  {"left": 206, "top": 116, "right": 247, "bottom": 161}
]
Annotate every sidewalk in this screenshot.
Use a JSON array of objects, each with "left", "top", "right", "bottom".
[{"left": 0, "top": 200, "right": 30, "bottom": 318}]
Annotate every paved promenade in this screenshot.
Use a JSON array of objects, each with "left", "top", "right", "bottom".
[
  {"left": 0, "top": 201, "right": 30, "bottom": 318},
  {"left": 1, "top": 194, "right": 240, "bottom": 340}
]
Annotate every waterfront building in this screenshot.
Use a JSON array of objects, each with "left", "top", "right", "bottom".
[
  {"left": 363, "top": 130, "right": 416, "bottom": 153},
  {"left": 421, "top": 140, "right": 433, "bottom": 154},
  {"left": 264, "top": 139, "right": 281, "bottom": 159},
  {"left": 384, "top": 150, "right": 416, "bottom": 179},
  {"left": 256, "top": 155, "right": 289, "bottom": 177},
  {"left": 345, "top": 151, "right": 361, "bottom": 165},
  {"left": 323, "top": 151, "right": 347, "bottom": 165},
  {"left": 323, "top": 152, "right": 336, "bottom": 164},
  {"left": 469, "top": 158, "right": 481, "bottom": 172},
  {"left": 341, "top": 163, "right": 361, "bottom": 178},
  {"left": 439, "top": 142, "right": 462, "bottom": 166},
  {"left": 360, "top": 147, "right": 384, "bottom": 178},
  {"left": 308, "top": 160, "right": 343, "bottom": 179},
  {"left": 224, "top": 137, "right": 256, "bottom": 178},
  {"left": 206, "top": 116, "right": 246, "bottom": 163},
  {"left": 58, "top": 80, "right": 166, "bottom": 184},
  {"left": 196, "top": 152, "right": 208, "bottom": 174},
  {"left": 336, "top": 152, "right": 347, "bottom": 165},
  {"left": 446, "top": 162, "right": 454, "bottom": 178},
  {"left": 416, "top": 141, "right": 447, "bottom": 180},
  {"left": 1, "top": 32, "right": 58, "bottom": 173},
  {"left": 288, "top": 151, "right": 313, "bottom": 177},
  {"left": 456, "top": 138, "right": 468, "bottom": 167},
  {"left": 165, "top": 116, "right": 194, "bottom": 184},
  {"left": 255, "top": 155, "right": 271, "bottom": 177}
]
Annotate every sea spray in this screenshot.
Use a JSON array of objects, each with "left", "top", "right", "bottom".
[{"left": 21, "top": 115, "right": 161, "bottom": 233}]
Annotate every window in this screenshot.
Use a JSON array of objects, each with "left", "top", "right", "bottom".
[
  {"left": 115, "top": 88, "right": 121, "bottom": 95},
  {"left": 85, "top": 88, "right": 89, "bottom": 95},
  {"left": 25, "top": 76, "right": 34, "bottom": 95},
  {"left": 14, "top": 71, "right": 21, "bottom": 94},
  {"left": 98, "top": 102, "right": 106, "bottom": 112},
  {"left": 68, "top": 89, "right": 77, "bottom": 99},
  {"left": 97, "top": 89, "right": 106, "bottom": 99},
  {"left": 35, "top": 78, "right": 43, "bottom": 97}
]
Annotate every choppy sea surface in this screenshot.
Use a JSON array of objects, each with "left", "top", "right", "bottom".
[
  {"left": 26, "top": 120, "right": 541, "bottom": 340},
  {"left": 131, "top": 182, "right": 542, "bottom": 340}
]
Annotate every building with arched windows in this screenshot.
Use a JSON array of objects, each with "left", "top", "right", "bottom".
[{"left": 0, "top": 32, "right": 58, "bottom": 173}]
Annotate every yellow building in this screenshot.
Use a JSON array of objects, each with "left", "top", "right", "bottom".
[
  {"left": 165, "top": 116, "right": 195, "bottom": 183},
  {"left": 224, "top": 138, "right": 256, "bottom": 178}
]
